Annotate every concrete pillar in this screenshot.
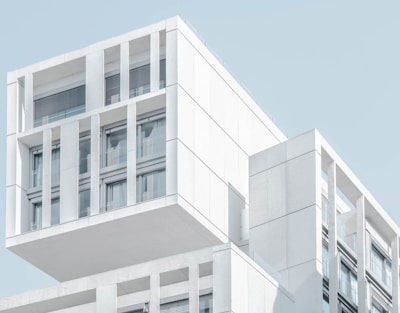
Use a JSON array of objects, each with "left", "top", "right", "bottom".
[
  {"left": 24, "top": 73, "right": 33, "bottom": 130},
  {"left": 42, "top": 128, "right": 52, "bottom": 228},
  {"left": 166, "top": 29, "right": 177, "bottom": 87},
  {"left": 60, "top": 121, "right": 79, "bottom": 222},
  {"left": 120, "top": 42, "right": 130, "bottom": 101},
  {"left": 357, "top": 196, "right": 367, "bottom": 313},
  {"left": 86, "top": 50, "right": 104, "bottom": 111},
  {"left": 212, "top": 246, "right": 232, "bottom": 313},
  {"left": 392, "top": 236, "right": 400, "bottom": 313},
  {"left": 127, "top": 103, "right": 136, "bottom": 206},
  {"left": 328, "top": 161, "right": 338, "bottom": 313},
  {"left": 189, "top": 263, "right": 199, "bottom": 313},
  {"left": 150, "top": 273, "right": 160, "bottom": 313},
  {"left": 151, "top": 31, "right": 160, "bottom": 92},
  {"left": 96, "top": 284, "right": 117, "bottom": 313},
  {"left": 7, "top": 82, "right": 17, "bottom": 135},
  {"left": 90, "top": 115, "right": 100, "bottom": 215}
]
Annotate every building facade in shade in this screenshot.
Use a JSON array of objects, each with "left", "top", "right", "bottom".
[{"left": 1, "top": 16, "right": 399, "bottom": 313}]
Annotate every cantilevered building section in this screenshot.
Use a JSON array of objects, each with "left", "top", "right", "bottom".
[{"left": 2, "top": 16, "right": 399, "bottom": 313}]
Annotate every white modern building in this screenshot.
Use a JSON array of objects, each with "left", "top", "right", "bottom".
[{"left": 2, "top": 16, "right": 399, "bottom": 313}]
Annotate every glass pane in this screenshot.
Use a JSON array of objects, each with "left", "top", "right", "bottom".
[
  {"left": 52, "top": 148, "right": 60, "bottom": 185},
  {"left": 161, "top": 298, "right": 189, "bottom": 313},
  {"left": 31, "top": 203, "right": 42, "bottom": 230},
  {"left": 79, "top": 190, "right": 90, "bottom": 218},
  {"left": 106, "top": 128, "right": 127, "bottom": 166},
  {"left": 32, "top": 152, "right": 43, "bottom": 187},
  {"left": 137, "top": 118, "right": 166, "bottom": 160},
  {"left": 106, "top": 180, "right": 127, "bottom": 211},
  {"left": 137, "top": 169, "right": 166, "bottom": 203},
  {"left": 160, "top": 58, "right": 166, "bottom": 89},
  {"left": 322, "top": 245, "right": 329, "bottom": 278},
  {"left": 51, "top": 198, "right": 60, "bottom": 226},
  {"left": 105, "top": 74, "right": 120, "bottom": 105},
  {"left": 79, "top": 138, "right": 91, "bottom": 174},
  {"left": 199, "top": 294, "right": 213, "bottom": 313},
  {"left": 34, "top": 85, "right": 85, "bottom": 127},
  {"left": 322, "top": 195, "right": 329, "bottom": 225},
  {"left": 129, "top": 64, "right": 150, "bottom": 97},
  {"left": 322, "top": 297, "right": 329, "bottom": 313}
]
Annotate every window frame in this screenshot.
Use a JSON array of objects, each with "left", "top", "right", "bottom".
[
  {"left": 370, "top": 242, "right": 392, "bottom": 290},
  {"left": 102, "top": 122, "right": 127, "bottom": 169},
  {"left": 105, "top": 71, "right": 121, "bottom": 106},
  {"left": 30, "top": 201, "right": 42, "bottom": 231},
  {"left": 31, "top": 146, "right": 43, "bottom": 189},
  {"left": 136, "top": 112, "right": 166, "bottom": 163},
  {"left": 339, "top": 259, "right": 358, "bottom": 306}
]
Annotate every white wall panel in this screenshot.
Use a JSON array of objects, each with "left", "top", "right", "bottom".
[
  {"left": 194, "top": 157, "right": 210, "bottom": 219},
  {"left": 193, "top": 103, "right": 210, "bottom": 167},
  {"left": 177, "top": 142, "right": 194, "bottom": 205},
  {"left": 238, "top": 100, "right": 252, "bottom": 154},
  {"left": 209, "top": 70, "right": 226, "bottom": 131},
  {"left": 177, "top": 32, "right": 194, "bottom": 96},
  {"left": 193, "top": 50, "right": 210, "bottom": 114},
  {"left": 177, "top": 87, "right": 194, "bottom": 150},
  {"left": 209, "top": 172, "right": 226, "bottom": 234}
]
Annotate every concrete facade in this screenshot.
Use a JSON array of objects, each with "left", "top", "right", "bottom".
[{"left": 2, "top": 16, "right": 399, "bottom": 313}]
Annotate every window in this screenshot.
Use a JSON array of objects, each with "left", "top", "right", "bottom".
[
  {"left": 137, "top": 116, "right": 166, "bottom": 160},
  {"left": 51, "top": 198, "right": 60, "bottom": 226},
  {"left": 136, "top": 169, "right": 166, "bottom": 203},
  {"left": 106, "top": 180, "right": 127, "bottom": 211},
  {"left": 160, "top": 298, "right": 188, "bottom": 313},
  {"left": 34, "top": 85, "right": 85, "bottom": 127},
  {"left": 322, "top": 244, "right": 329, "bottom": 279},
  {"left": 199, "top": 294, "right": 212, "bottom": 313},
  {"left": 105, "top": 73, "right": 120, "bottom": 105},
  {"left": 339, "top": 262, "right": 357, "bottom": 305},
  {"left": 129, "top": 64, "right": 150, "bottom": 97},
  {"left": 79, "top": 137, "right": 91, "bottom": 174},
  {"left": 52, "top": 146, "right": 60, "bottom": 185},
  {"left": 105, "top": 125, "right": 127, "bottom": 167},
  {"left": 31, "top": 202, "right": 42, "bottom": 230},
  {"left": 322, "top": 295, "right": 329, "bottom": 313},
  {"left": 322, "top": 195, "right": 329, "bottom": 226},
  {"left": 371, "top": 245, "right": 392, "bottom": 289},
  {"left": 371, "top": 302, "right": 388, "bottom": 313},
  {"left": 160, "top": 58, "right": 166, "bottom": 89},
  {"left": 79, "top": 189, "right": 90, "bottom": 218},
  {"left": 32, "top": 149, "right": 43, "bottom": 188}
]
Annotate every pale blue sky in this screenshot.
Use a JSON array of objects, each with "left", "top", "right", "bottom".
[{"left": 0, "top": 0, "right": 399, "bottom": 297}]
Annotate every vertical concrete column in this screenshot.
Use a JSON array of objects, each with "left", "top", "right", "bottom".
[
  {"left": 165, "top": 29, "right": 177, "bottom": 87},
  {"left": 392, "top": 236, "right": 400, "bottom": 313},
  {"left": 6, "top": 81, "right": 18, "bottom": 237},
  {"left": 96, "top": 284, "right": 117, "bottom": 313},
  {"left": 60, "top": 121, "right": 79, "bottom": 223},
  {"left": 7, "top": 82, "right": 18, "bottom": 135},
  {"left": 86, "top": 50, "right": 104, "bottom": 111},
  {"left": 151, "top": 31, "right": 160, "bottom": 92},
  {"left": 90, "top": 115, "right": 100, "bottom": 215},
  {"left": 127, "top": 103, "right": 136, "bottom": 206},
  {"left": 42, "top": 128, "right": 52, "bottom": 228},
  {"left": 150, "top": 273, "right": 160, "bottom": 313},
  {"left": 212, "top": 246, "right": 232, "bottom": 312},
  {"left": 24, "top": 73, "right": 33, "bottom": 130},
  {"left": 327, "top": 161, "right": 338, "bottom": 313},
  {"left": 120, "top": 42, "right": 130, "bottom": 101},
  {"left": 357, "top": 196, "right": 367, "bottom": 313},
  {"left": 189, "top": 263, "right": 199, "bottom": 313},
  {"left": 166, "top": 84, "right": 177, "bottom": 197}
]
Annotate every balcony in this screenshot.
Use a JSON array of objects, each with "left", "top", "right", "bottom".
[{"left": 34, "top": 85, "right": 86, "bottom": 127}]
